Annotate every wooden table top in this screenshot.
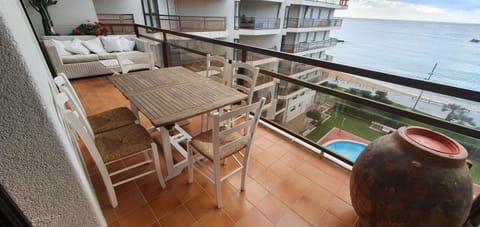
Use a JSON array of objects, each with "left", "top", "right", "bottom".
[{"left": 109, "top": 67, "right": 247, "bottom": 127}]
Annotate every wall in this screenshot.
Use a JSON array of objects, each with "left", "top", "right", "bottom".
[
  {"left": 239, "top": 2, "right": 279, "bottom": 18},
  {"left": 239, "top": 35, "right": 281, "bottom": 50},
  {"left": 0, "top": 1, "right": 104, "bottom": 226},
  {"left": 23, "top": 0, "right": 98, "bottom": 36},
  {"left": 93, "top": 0, "right": 145, "bottom": 25}
]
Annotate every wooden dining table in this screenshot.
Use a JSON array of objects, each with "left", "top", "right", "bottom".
[{"left": 109, "top": 66, "right": 247, "bottom": 180}]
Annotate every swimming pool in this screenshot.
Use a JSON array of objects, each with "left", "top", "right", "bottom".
[{"left": 324, "top": 140, "right": 367, "bottom": 162}]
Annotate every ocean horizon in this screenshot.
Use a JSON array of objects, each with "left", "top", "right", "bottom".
[{"left": 328, "top": 17, "right": 480, "bottom": 125}]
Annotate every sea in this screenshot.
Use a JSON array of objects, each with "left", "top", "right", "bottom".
[{"left": 328, "top": 18, "right": 480, "bottom": 126}]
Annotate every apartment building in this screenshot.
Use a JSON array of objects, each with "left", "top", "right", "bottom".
[{"left": 125, "top": 0, "right": 349, "bottom": 125}]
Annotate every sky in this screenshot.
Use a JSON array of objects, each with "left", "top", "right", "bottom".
[{"left": 334, "top": 0, "right": 480, "bottom": 23}]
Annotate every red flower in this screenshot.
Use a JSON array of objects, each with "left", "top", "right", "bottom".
[
  {"left": 72, "top": 28, "right": 81, "bottom": 35},
  {"left": 94, "top": 21, "right": 100, "bottom": 25}
]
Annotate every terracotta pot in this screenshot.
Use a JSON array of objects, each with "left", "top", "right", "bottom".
[{"left": 350, "top": 126, "right": 472, "bottom": 227}]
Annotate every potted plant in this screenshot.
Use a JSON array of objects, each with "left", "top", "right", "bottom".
[
  {"left": 29, "top": 0, "right": 58, "bottom": 35},
  {"left": 71, "top": 21, "right": 110, "bottom": 36}
]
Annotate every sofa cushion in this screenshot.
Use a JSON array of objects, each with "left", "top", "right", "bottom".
[
  {"left": 120, "top": 37, "right": 136, "bottom": 51},
  {"left": 62, "top": 54, "right": 99, "bottom": 64},
  {"left": 101, "top": 36, "right": 123, "bottom": 52},
  {"left": 52, "top": 39, "right": 73, "bottom": 56},
  {"left": 65, "top": 39, "right": 90, "bottom": 55},
  {"left": 97, "top": 51, "right": 142, "bottom": 60},
  {"left": 82, "top": 37, "right": 107, "bottom": 54}
]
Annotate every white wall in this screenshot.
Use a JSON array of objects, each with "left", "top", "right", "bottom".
[
  {"left": 23, "top": 0, "right": 98, "bottom": 36},
  {"left": 0, "top": 1, "right": 104, "bottom": 226},
  {"left": 93, "top": 0, "right": 145, "bottom": 25}
]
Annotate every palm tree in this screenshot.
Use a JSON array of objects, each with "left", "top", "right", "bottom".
[
  {"left": 456, "top": 113, "right": 476, "bottom": 127},
  {"left": 441, "top": 103, "right": 466, "bottom": 121}
]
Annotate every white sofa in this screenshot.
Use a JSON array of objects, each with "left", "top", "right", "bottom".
[{"left": 42, "top": 35, "right": 151, "bottom": 79}]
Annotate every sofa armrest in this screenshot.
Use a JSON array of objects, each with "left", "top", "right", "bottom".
[
  {"left": 42, "top": 41, "right": 64, "bottom": 68},
  {"left": 134, "top": 38, "right": 150, "bottom": 53}
]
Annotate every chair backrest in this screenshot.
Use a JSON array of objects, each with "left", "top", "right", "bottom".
[
  {"left": 55, "top": 92, "right": 106, "bottom": 169},
  {"left": 211, "top": 97, "right": 265, "bottom": 160},
  {"left": 117, "top": 52, "right": 155, "bottom": 74},
  {"left": 54, "top": 74, "right": 95, "bottom": 137},
  {"left": 206, "top": 54, "right": 230, "bottom": 86},
  {"left": 54, "top": 73, "right": 87, "bottom": 116},
  {"left": 231, "top": 62, "right": 259, "bottom": 105}
]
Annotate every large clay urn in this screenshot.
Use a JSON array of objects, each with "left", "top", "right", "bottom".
[{"left": 350, "top": 126, "right": 472, "bottom": 227}]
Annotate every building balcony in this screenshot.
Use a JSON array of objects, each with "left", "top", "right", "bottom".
[
  {"left": 278, "top": 61, "right": 317, "bottom": 75},
  {"left": 286, "top": 18, "right": 342, "bottom": 29},
  {"left": 236, "top": 17, "right": 282, "bottom": 36},
  {"left": 159, "top": 15, "right": 226, "bottom": 32},
  {"left": 281, "top": 38, "right": 338, "bottom": 53},
  {"left": 290, "top": 0, "right": 349, "bottom": 8},
  {"left": 71, "top": 76, "right": 355, "bottom": 226}
]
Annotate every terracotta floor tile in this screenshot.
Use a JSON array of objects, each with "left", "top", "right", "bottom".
[
  {"left": 246, "top": 158, "right": 266, "bottom": 179},
  {"left": 313, "top": 170, "right": 344, "bottom": 194},
  {"left": 324, "top": 165, "right": 351, "bottom": 184},
  {"left": 256, "top": 193, "right": 289, "bottom": 224},
  {"left": 184, "top": 193, "right": 217, "bottom": 220},
  {"left": 202, "top": 179, "right": 239, "bottom": 204},
  {"left": 253, "top": 136, "right": 275, "bottom": 150},
  {"left": 327, "top": 197, "right": 357, "bottom": 226},
  {"left": 108, "top": 221, "right": 121, "bottom": 227},
  {"left": 243, "top": 180, "right": 269, "bottom": 205},
  {"left": 117, "top": 205, "right": 157, "bottom": 227},
  {"left": 276, "top": 209, "right": 311, "bottom": 227},
  {"left": 197, "top": 209, "right": 234, "bottom": 227},
  {"left": 250, "top": 144, "right": 265, "bottom": 158},
  {"left": 314, "top": 211, "right": 348, "bottom": 227},
  {"left": 293, "top": 184, "right": 333, "bottom": 224},
  {"left": 270, "top": 172, "right": 312, "bottom": 207},
  {"left": 226, "top": 169, "right": 252, "bottom": 188},
  {"left": 114, "top": 186, "right": 148, "bottom": 217},
  {"left": 222, "top": 193, "right": 254, "bottom": 222},
  {"left": 102, "top": 207, "right": 118, "bottom": 224},
  {"left": 158, "top": 205, "right": 196, "bottom": 227},
  {"left": 149, "top": 222, "right": 162, "bottom": 227},
  {"left": 148, "top": 189, "right": 182, "bottom": 219},
  {"left": 280, "top": 152, "right": 305, "bottom": 169},
  {"left": 267, "top": 160, "right": 294, "bottom": 180},
  {"left": 296, "top": 162, "right": 324, "bottom": 181},
  {"left": 254, "top": 169, "right": 282, "bottom": 192},
  {"left": 263, "top": 143, "right": 290, "bottom": 160},
  {"left": 337, "top": 183, "right": 352, "bottom": 205},
  {"left": 252, "top": 150, "right": 279, "bottom": 168},
  {"left": 235, "top": 208, "right": 273, "bottom": 227}
]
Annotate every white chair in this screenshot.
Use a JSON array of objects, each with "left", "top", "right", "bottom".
[
  {"left": 187, "top": 98, "right": 266, "bottom": 208},
  {"left": 206, "top": 54, "right": 230, "bottom": 86},
  {"left": 116, "top": 52, "right": 155, "bottom": 74},
  {"left": 230, "top": 61, "right": 260, "bottom": 106},
  {"left": 54, "top": 73, "right": 137, "bottom": 134},
  {"left": 56, "top": 92, "right": 166, "bottom": 208}
]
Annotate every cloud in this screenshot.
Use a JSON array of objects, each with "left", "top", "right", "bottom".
[
  {"left": 336, "top": 0, "right": 480, "bottom": 23},
  {"left": 395, "top": 0, "right": 480, "bottom": 11}
]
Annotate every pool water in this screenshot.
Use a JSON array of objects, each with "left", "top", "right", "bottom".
[{"left": 325, "top": 141, "right": 367, "bottom": 162}]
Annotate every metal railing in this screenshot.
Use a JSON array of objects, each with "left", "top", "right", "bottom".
[
  {"left": 237, "top": 17, "right": 281, "bottom": 30},
  {"left": 132, "top": 24, "right": 480, "bottom": 166},
  {"left": 305, "top": 0, "right": 349, "bottom": 6},
  {"left": 286, "top": 18, "right": 342, "bottom": 28},
  {"left": 97, "top": 13, "right": 135, "bottom": 35},
  {"left": 158, "top": 14, "right": 226, "bottom": 32},
  {"left": 281, "top": 38, "right": 338, "bottom": 53}
]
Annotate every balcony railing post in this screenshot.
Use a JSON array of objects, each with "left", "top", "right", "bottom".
[{"left": 162, "top": 32, "right": 169, "bottom": 67}]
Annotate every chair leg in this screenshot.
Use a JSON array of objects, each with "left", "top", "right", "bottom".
[
  {"left": 97, "top": 162, "right": 118, "bottom": 207},
  {"left": 241, "top": 148, "right": 252, "bottom": 191},
  {"left": 187, "top": 142, "right": 194, "bottom": 184},
  {"left": 214, "top": 159, "right": 222, "bottom": 208},
  {"left": 151, "top": 143, "right": 166, "bottom": 189}
]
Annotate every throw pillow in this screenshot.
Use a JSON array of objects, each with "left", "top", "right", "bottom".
[
  {"left": 82, "top": 37, "right": 107, "bottom": 54},
  {"left": 120, "top": 37, "right": 136, "bottom": 51},
  {"left": 65, "top": 39, "right": 90, "bottom": 55},
  {"left": 52, "top": 39, "right": 73, "bottom": 56},
  {"left": 101, "top": 36, "right": 123, "bottom": 52}
]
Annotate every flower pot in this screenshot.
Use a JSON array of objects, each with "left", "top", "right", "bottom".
[{"left": 350, "top": 126, "right": 472, "bottom": 227}]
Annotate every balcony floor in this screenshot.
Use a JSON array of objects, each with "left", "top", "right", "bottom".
[{"left": 71, "top": 74, "right": 357, "bottom": 227}]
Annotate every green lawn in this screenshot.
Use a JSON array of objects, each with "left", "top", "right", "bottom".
[
  {"left": 470, "top": 159, "right": 480, "bottom": 184},
  {"left": 306, "top": 112, "right": 383, "bottom": 142}
]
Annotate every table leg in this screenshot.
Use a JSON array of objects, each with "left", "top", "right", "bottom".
[{"left": 158, "top": 126, "right": 175, "bottom": 180}]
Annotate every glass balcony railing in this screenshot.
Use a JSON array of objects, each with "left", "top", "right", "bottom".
[
  {"left": 305, "top": 0, "right": 349, "bottom": 7},
  {"left": 281, "top": 38, "right": 338, "bottom": 53},
  {"left": 286, "top": 18, "right": 343, "bottom": 28},
  {"left": 236, "top": 17, "right": 281, "bottom": 30},
  {"left": 157, "top": 14, "right": 226, "bottom": 32},
  {"left": 135, "top": 24, "right": 480, "bottom": 181}
]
